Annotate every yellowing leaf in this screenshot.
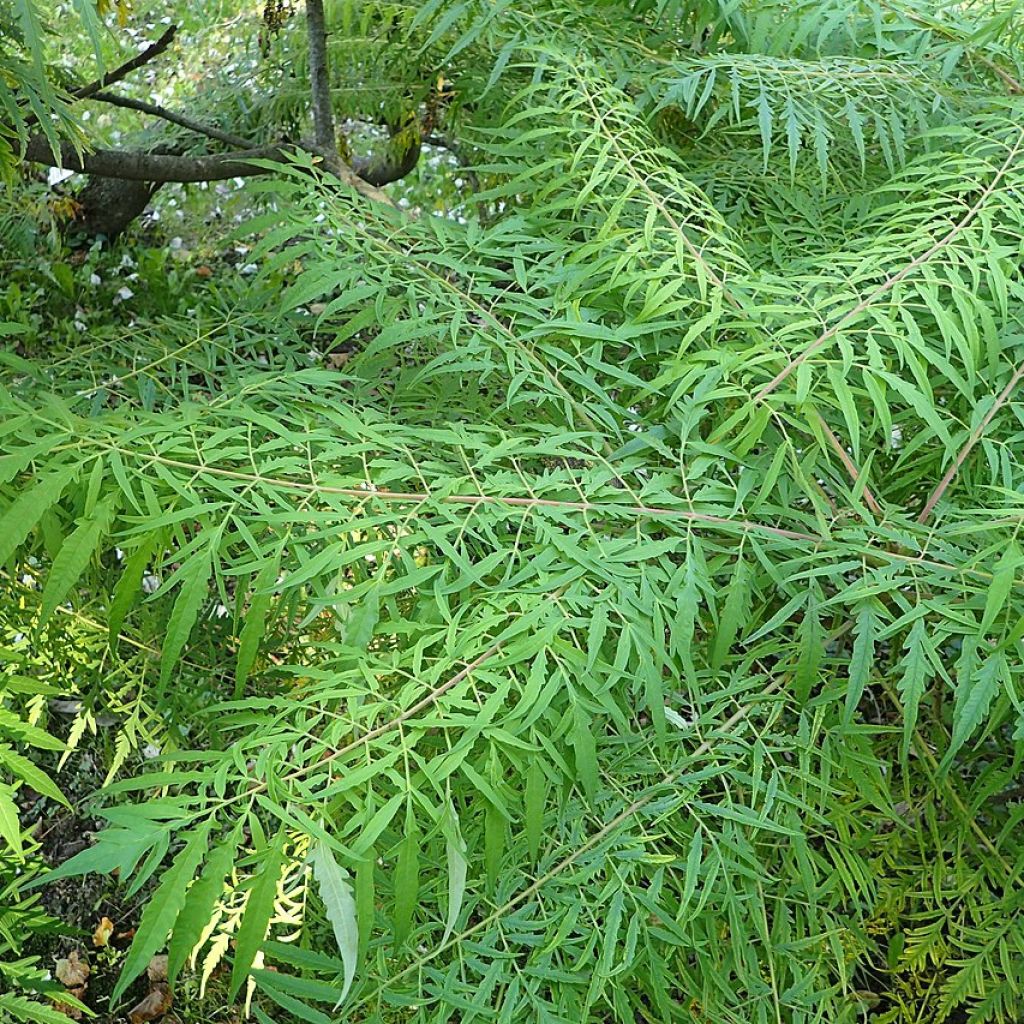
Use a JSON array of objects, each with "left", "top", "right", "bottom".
[{"left": 92, "top": 916, "right": 114, "bottom": 948}]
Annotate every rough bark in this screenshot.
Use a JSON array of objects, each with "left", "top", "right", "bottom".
[
  {"left": 24, "top": 137, "right": 287, "bottom": 182},
  {"left": 304, "top": 0, "right": 337, "bottom": 153},
  {"left": 71, "top": 177, "right": 162, "bottom": 240}
]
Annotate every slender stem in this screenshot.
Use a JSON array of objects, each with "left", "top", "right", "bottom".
[
  {"left": 918, "top": 359, "right": 1024, "bottom": 524},
  {"left": 96, "top": 445, "right": 823, "bottom": 544},
  {"left": 812, "top": 408, "right": 883, "bottom": 514},
  {"left": 20, "top": 25, "right": 178, "bottom": 134},
  {"left": 72, "top": 26, "right": 178, "bottom": 103},
  {"left": 277, "top": 644, "right": 502, "bottom": 786}
]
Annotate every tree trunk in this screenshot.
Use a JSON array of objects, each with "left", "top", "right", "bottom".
[
  {"left": 305, "top": 0, "right": 337, "bottom": 153},
  {"left": 71, "top": 176, "right": 162, "bottom": 241}
]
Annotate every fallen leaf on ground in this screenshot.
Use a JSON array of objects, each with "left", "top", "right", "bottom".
[
  {"left": 128, "top": 983, "right": 172, "bottom": 1024},
  {"left": 92, "top": 916, "right": 114, "bottom": 947},
  {"left": 147, "top": 954, "right": 168, "bottom": 983},
  {"left": 54, "top": 950, "right": 89, "bottom": 1019},
  {"left": 55, "top": 950, "right": 89, "bottom": 987}
]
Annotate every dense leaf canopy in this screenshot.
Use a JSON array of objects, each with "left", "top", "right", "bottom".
[{"left": 3, "top": 1, "right": 1024, "bottom": 1022}]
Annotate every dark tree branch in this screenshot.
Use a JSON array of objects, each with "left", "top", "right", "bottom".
[
  {"left": 73, "top": 26, "right": 178, "bottom": 102},
  {"left": 88, "top": 91, "right": 254, "bottom": 149},
  {"left": 21, "top": 11, "right": 421, "bottom": 206},
  {"left": 20, "top": 26, "right": 178, "bottom": 135},
  {"left": 24, "top": 137, "right": 286, "bottom": 182},
  {"left": 23, "top": 136, "right": 400, "bottom": 203}
]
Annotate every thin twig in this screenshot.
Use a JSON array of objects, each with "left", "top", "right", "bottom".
[
  {"left": 98, "top": 446, "right": 823, "bottom": 543},
  {"left": 812, "top": 409, "right": 883, "bottom": 514},
  {"left": 278, "top": 643, "right": 502, "bottom": 785},
  {"left": 69, "top": 440, "right": 1024, "bottom": 585},
  {"left": 73, "top": 26, "right": 178, "bottom": 103},
  {"left": 190, "top": 644, "right": 505, "bottom": 817},
  {"left": 19, "top": 26, "right": 178, "bottom": 135},
  {"left": 879, "top": 0, "right": 1023, "bottom": 95},
  {"left": 918, "top": 359, "right": 1024, "bottom": 524}
]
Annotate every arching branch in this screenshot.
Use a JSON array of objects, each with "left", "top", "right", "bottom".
[
  {"left": 20, "top": 25, "right": 178, "bottom": 135},
  {"left": 88, "top": 91, "right": 254, "bottom": 149},
  {"left": 72, "top": 26, "right": 178, "bottom": 103}
]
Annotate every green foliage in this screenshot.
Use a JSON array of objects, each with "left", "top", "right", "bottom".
[
  {"left": 0, "top": 0, "right": 89, "bottom": 175},
  {"left": 4, "top": 0, "right": 1024, "bottom": 1022}
]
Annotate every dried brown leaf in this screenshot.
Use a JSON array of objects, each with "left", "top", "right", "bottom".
[
  {"left": 147, "top": 954, "right": 168, "bottom": 983},
  {"left": 55, "top": 950, "right": 89, "bottom": 988},
  {"left": 92, "top": 916, "right": 114, "bottom": 947},
  {"left": 128, "top": 983, "right": 173, "bottom": 1024}
]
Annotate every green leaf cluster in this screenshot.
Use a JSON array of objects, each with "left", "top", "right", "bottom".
[{"left": 4, "top": 0, "right": 1024, "bottom": 1021}]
